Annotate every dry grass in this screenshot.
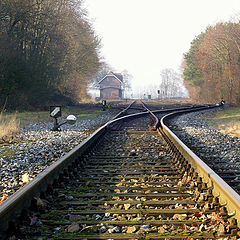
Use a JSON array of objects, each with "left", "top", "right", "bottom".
[
  {"left": 0, "top": 113, "right": 20, "bottom": 140},
  {"left": 207, "top": 107, "right": 240, "bottom": 137},
  {"left": 14, "top": 111, "right": 50, "bottom": 128},
  {"left": 79, "top": 97, "right": 98, "bottom": 103},
  {"left": 0, "top": 106, "right": 107, "bottom": 139},
  {"left": 219, "top": 122, "right": 240, "bottom": 137},
  {"left": 144, "top": 99, "right": 191, "bottom": 105}
]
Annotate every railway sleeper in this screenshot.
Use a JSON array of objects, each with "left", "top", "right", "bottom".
[{"left": 4, "top": 120, "right": 240, "bottom": 239}]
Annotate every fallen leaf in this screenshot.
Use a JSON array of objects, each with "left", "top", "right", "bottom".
[
  {"left": 124, "top": 203, "right": 131, "bottom": 210},
  {"left": 127, "top": 226, "right": 137, "bottom": 233},
  {"left": 30, "top": 216, "right": 38, "bottom": 226},
  {"left": 35, "top": 197, "right": 48, "bottom": 209},
  {"left": 21, "top": 173, "right": 30, "bottom": 183},
  {"left": 65, "top": 222, "right": 80, "bottom": 233},
  {"left": 191, "top": 222, "right": 198, "bottom": 227},
  {"left": 193, "top": 212, "right": 202, "bottom": 218},
  {"left": 0, "top": 194, "right": 8, "bottom": 204}
]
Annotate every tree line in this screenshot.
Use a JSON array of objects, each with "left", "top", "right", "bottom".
[
  {"left": 0, "top": 0, "right": 101, "bottom": 109},
  {"left": 183, "top": 20, "right": 240, "bottom": 105}
]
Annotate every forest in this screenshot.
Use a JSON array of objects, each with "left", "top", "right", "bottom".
[
  {"left": 2, "top": 1, "right": 240, "bottom": 109},
  {"left": 0, "top": 0, "right": 101, "bottom": 110},
  {"left": 183, "top": 21, "right": 240, "bottom": 105}
]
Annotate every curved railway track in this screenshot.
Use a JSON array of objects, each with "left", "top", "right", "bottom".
[{"left": 1, "top": 101, "right": 240, "bottom": 239}]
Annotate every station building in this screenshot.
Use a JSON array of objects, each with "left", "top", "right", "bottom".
[{"left": 98, "top": 72, "right": 123, "bottom": 100}]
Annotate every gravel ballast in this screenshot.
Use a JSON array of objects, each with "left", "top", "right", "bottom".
[
  {"left": 168, "top": 108, "right": 240, "bottom": 192},
  {"left": 1, "top": 107, "right": 240, "bottom": 203},
  {"left": 0, "top": 111, "right": 117, "bottom": 200}
]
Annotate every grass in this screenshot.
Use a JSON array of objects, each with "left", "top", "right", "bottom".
[
  {"left": 0, "top": 112, "right": 20, "bottom": 141},
  {"left": 0, "top": 106, "right": 109, "bottom": 136},
  {"left": 63, "top": 106, "right": 107, "bottom": 119},
  {"left": 0, "top": 105, "right": 109, "bottom": 162},
  {"left": 207, "top": 107, "right": 240, "bottom": 137},
  {"left": 2, "top": 104, "right": 240, "bottom": 139},
  {"left": 139, "top": 99, "right": 191, "bottom": 106}
]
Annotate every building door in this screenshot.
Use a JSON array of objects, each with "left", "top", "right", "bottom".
[{"left": 119, "top": 89, "right": 122, "bottom": 98}]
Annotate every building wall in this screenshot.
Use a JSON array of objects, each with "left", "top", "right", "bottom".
[
  {"left": 99, "top": 74, "right": 122, "bottom": 99},
  {"left": 99, "top": 76, "right": 121, "bottom": 89},
  {"left": 101, "top": 88, "right": 121, "bottom": 99}
]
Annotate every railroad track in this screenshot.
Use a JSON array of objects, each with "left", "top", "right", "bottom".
[{"left": 1, "top": 101, "right": 240, "bottom": 239}]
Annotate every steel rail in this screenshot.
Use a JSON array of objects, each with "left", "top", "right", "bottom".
[
  {"left": 111, "top": 100, "right": 150, "bottom": 120},
  {"left": 0, "top": 102, "right": 139, "bottom": 234},
  {"left": 160, "top": 106, "right": 240, "bottom": 227},
  {"left": 111, "top": 100, "right": 136, "bottom": 119},
  {"left": 140, "top": 100, "right": 160, "bottom": 130},
  {"left": 143, "top": 102, "right": 240, "bottom": 227},
  {"left": 0, "top": 102, "right": 225, "bottom": 235},
  {"left": 141, "top": 101, "right": 213, "bottom": 130},
  {"left": 0, "top": 102, "right": 189, "bottom": 234}
]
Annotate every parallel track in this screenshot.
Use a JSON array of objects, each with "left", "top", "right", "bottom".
[{"left": 1, "top": 101, "right": 240, "bottom": 239}]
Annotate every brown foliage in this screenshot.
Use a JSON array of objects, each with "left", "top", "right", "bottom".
[
  {"left": 184, "top": 80, "right": 200, "bottom": 103},
  {"left": 184, "top": 21, "right": 240, "bottom": 105}
]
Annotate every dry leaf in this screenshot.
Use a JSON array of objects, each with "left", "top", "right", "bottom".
[
  {"left": 65, "top": 222, "right": 80, "bottom": 233},
  {"left": 21, "top": 173, "right": 30, "bottom": 183}
]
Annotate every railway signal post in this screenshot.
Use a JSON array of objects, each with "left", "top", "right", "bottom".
[
  {"left": 102, "top": 99, "right": 107, "bottom": 111},
  {"left": 50, "top": 106, "right": 62, "bottom": 131},
  {"left": 50, "top": 106, "right": 76, "bottom": 131}
]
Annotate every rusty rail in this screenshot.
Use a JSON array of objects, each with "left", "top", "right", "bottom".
[
  {"left": 160, "top": 108, "right": 240, "bottom": 227},
  {"left": 0, "top": 102, "right": 232, "bottom": 237},
  {"left": 0, "top": 102, "right": 180, "bottom": 234}
]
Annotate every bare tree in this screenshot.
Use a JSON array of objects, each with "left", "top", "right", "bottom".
[
  {"left": 89, "top": 62, "right": 114, "bottom": 89},
  {"left": 159, "top": 68, "right": 187, "bottom": 99}
]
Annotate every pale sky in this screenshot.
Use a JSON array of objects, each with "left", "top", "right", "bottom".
[{"left": 84, "top": 0, "right": 240, "bottom": 92}]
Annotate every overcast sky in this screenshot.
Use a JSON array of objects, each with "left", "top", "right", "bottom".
[{"left": 84, "top": 0, "right": 239, "bottom": 91}]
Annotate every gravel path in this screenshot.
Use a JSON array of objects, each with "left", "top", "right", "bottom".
[
  {"left": 168, "top": 108, "right": 240, "bottom": 192},
  {"left": 0, "top": 111, "right": 117, "bottom": 201}
]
